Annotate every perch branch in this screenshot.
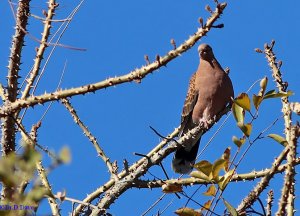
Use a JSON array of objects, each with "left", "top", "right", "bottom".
[{"left": 131, "top": 156, "right": 300, "bottom": 188}]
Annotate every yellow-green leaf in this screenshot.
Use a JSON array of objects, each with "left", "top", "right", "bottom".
[
  {"left": 190, "top": 171, "right": 211, "bottom": 181},
  {"left": 201, "top": 200, "right": 212, "bottom": 211},
  {"left": 212, "top": 159, "right": 226, "bottom": 180},
  {"left": 263, "top": 90, "right": 293, "bottom": 99},
  {"left": 237, "top": 122, "right": 252, "bottom": 137},
  {"left": 268, "top": 134, "right": 288, "bottom": 147},
  {"left": 223, "top": 199, "right": 238, "bottom": 216},
  {"left": 234, "top": 93, "right": 251, "bottom": 111},
  {"left": 162, "top": 183, "right": 183, "bottom": 193},
  {"left": 194, "top": 160, "right": 212, "bottom": 176},
  {"left": 203, "top": 185, "right": 216, "bottom": 197},
  {"left": 252, "top": 94, "right": 263, "bottom": 110},
  {"left": 222, "top": 147, "right": 231, "bottom": 172},
  {"left": 232, "top": 102, "right": 245, "bottom": 123},
  {"left": 175, "top": 207, "right": 202, "bottom": 216},
  {"left": 59, "top": 146, "right": 71, "bottom": 164},
  {"left": 218, "top": 169, "right": 234, "bottom": 191},
  {"left": 259, "top": 77, "right": 268, "bottom": 96},
  {"left": 232, "top": 136, "right": 246, "bottom": 148}
]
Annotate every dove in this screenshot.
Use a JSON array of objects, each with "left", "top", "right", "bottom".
[{"left": 172, "top": 44, "right": 234, "bottom": 174}]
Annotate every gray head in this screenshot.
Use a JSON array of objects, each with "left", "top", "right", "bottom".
[{"left": 198, "top": 44, "right": 214, "bottom": 60}]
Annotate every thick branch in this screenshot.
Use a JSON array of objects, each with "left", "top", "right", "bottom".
[
  {"left": 131, "top": 156, "right": 300, "bottom": 188},
  {"left": 90, "top": 106, "right": 230, "bottom": 215},
  {"left": 237, "top": 146, "right": 289, "bottom": 213},
  {"left": 264, "top": 41, "right": 296, "bottom": 216},
  {"left": 0, "top": 3, "right": 227, "bottom": 117},
  {"left": 1, "top": 0, "right": 30, "bottom": 200}
]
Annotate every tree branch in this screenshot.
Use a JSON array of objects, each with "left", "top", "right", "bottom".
[
  {"left": 0, "top": 2, "right": 227, "bottom": 117},
  {"left": 1, "top": 0, "right": 30, "bottom": 200},
  {"left": 263, "top": 41, "right": 296, "bottom": 216}
]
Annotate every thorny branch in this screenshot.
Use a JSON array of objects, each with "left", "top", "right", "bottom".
[
  {"left": 61, "top": 98, "right": 118, "bottom": 180},
  {"left": 264, "top": 41, "right": 297, "bottom": 216},
  {"left": 1, "top": 0, "right": 30, "bottom": 200},
  {"left": 0, "top": 3, "right": 227, "bottom": 117},
  {"left": 73, "top": 3, "right": 228, "bottom": 214}
]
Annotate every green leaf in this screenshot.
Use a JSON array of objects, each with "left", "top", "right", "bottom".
[
  {"left": 59, "top": 146, "right": 71, "bottom": 164},
  {"left": 259, "top": 77, "right": 268, "bottom": 96},
  {"left": 190, "top": 171, "right": 211, "bottom": 181},
  {"left": 232, "top": 136, "right": 246, "bottom": 148},
  {"left": 252, "top": 94, "right": 263, "bottom": 110},
  {"left": 232, "top": 103, "right": 245, "bottom": 123},
  {"left": 268, "top": 134, "right": 287, "bottom": 147},
  {"left": 175, "top": 207, "right": 202, "bottom": 216},
  {"left": 263, "top": 90, "right": 293, "bottom": 99},
  {"left": 212, "top": 159, "right": 226, "bottom": 181},
  {"left": 237, "top": 122, "right": 252, "bottom": 137},
  {"left": 234, "top": 93, "right": 251, "bottom": 111},
  {"left": 222, "top": 147, "right": 231, "bottom": 172},
  {"left": 203, "top": 185, "right": 216, "bottom": 196},
  {"left": 218, "top": 169, "right": 234, "bottom": 191},
  {"left": 223, "top": 199, "right": 238, "bottom": 216},
  {"left": 194, "top": 160, "right": 212, "bottom": 177}
]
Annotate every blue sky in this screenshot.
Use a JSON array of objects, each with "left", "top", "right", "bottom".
[{"left": 1, "top": 0, "right": 300, "bottom": 215}]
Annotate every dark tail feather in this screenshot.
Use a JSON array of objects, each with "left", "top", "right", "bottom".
[{"left": 172, "top": 138, "right": 201, "bottom": 174}]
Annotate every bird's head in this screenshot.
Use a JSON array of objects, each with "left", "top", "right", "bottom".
[{"left": 198, "top": 44, "right": 214, "bottom": 60}]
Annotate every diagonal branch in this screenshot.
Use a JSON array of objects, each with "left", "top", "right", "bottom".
[
  {"left": 237, "top": 146, "right": 290, "bottom": 213},
  {"left": 263, "top": 41, "right": 296, "bottom": 216},
  {"left": 21, "top": 0, "right": 58, "bottom": 99},
  {"left": 90, "top": 106, "right": 231, "bottom": 215},
  {"left": 61, "top": 98, "right": 118, "bottom": 180},
  {"left": 0, "top": 2, "right": 227, "bottom": 117}
]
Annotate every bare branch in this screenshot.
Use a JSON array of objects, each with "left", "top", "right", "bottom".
[
  {"left": 1, "top": 0, "right": 30, "bottom": 199},
  {"left": 0, "top": 2, "right": 227, "bottom": 117},
  {"left": 237, "top": 145, "right": 289, "bottom": 212},
  {"left": 21, "top": 0, "right": 58, "bottom": 100},
  {"left": 263, "top": 41, "right": 296, "bottom": 216},
  {"left": 61, "top": 98, "right": 118, "bottom": 180}
]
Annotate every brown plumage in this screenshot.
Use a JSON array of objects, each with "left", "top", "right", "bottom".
[{"left": 172, "top": 44, "right": 234, "bottom": 174}]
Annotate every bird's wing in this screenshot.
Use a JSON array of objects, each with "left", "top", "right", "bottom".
[{"left": 180, "top": 72, "right": 198, "bottom": 134}]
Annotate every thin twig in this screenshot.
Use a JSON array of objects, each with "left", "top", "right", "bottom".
[{"left": 61, "top": 98, "right": 118, "bottom": 180}]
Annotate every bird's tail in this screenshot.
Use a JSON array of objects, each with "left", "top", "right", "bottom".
[{"left": 172, "top": 138, "right": 201, "bottom": 174}]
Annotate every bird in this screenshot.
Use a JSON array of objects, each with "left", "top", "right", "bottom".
[{"left": 172, "top": 44, "right": 234, "bottom": 174}]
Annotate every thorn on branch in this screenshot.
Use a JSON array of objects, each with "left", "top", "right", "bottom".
[
  {"left": 270, "top": 40, "right": 275, "bottom": 49},
  {"left": 134, "top": 152, "right": 149, "bottom": 159},
  {"left": 277, "top": 60, "right": 282, "bottom": 69},
  {"left": 264, "top": 43, "right": 269, "bottom": 50},
  {"left": 217, "top": 2, "right": 227, "bottom": 10},
  {"left": 211, "top": 23, "right": 224, "bottom": 28},
  {"left": 144, "top": 55, "right": 150, "bottom": 65},
  {"left": 123, "top": 159, "right": 129, "bottom": 173},
  {"left": 198, "top": 17, "right": 204, "bottom": 28},
  {"left": 156, "top": 54, "right": 161, "bottom": 65},
  {"left": 224, "top": 67, "right": 230, "bottom": 74},
  {"left": 205, "top": 5, "right": 213, "bottom": 13},
  {"left": 170, "top": 39, "right": 176, "bottom": 49},
  {"left": 42, "top": 10, "right": 48, "bottom": 17},
  {"left": 255, "top": 48, "right": 263, "bottom": 53}
]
